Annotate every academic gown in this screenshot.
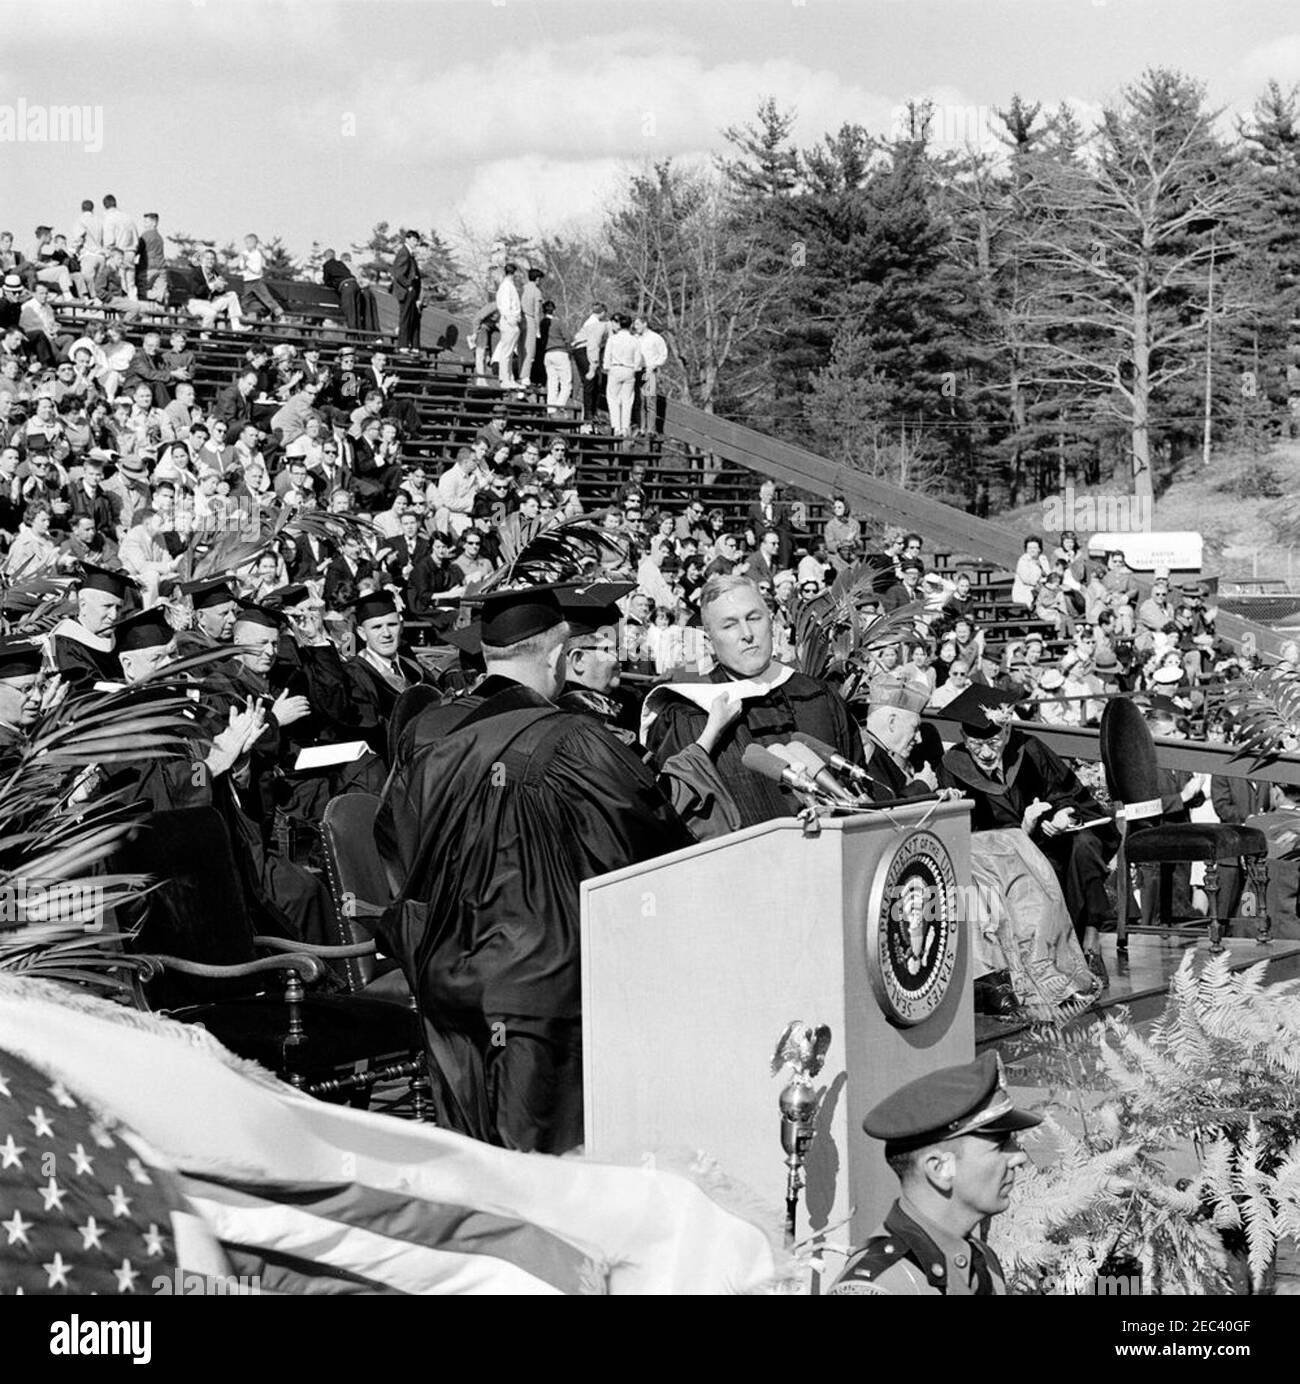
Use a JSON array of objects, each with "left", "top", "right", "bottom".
[
  {"left": 862, "top": 737, "right": 932, "bottom": 802},
  {"left": 201, "top": 660, "right": 336, "bottom": 945},
  {"left": 345, "top": 647, "right": 438, "bottom": 764},
  {"left": 50, "top": 619, "right": 122, "bottom": 688},
  {"left": 374, "top": 674, "right": 692, "bottom": 1153},
  {"left": 644, "top": 666, "right": 865, "bottom": 829},
  {"left": 941, "top": 729, "right": 1118, "bottom": 938}
]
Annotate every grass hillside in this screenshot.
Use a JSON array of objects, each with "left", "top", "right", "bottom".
[{"left": 993, "top": 439, "right": 1300, "bottom": 586}]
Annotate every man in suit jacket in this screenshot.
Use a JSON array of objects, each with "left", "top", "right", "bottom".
[
  {"left": 289, "top": 526, "right": 332, "bottom": 583},
  {"left": 391, "top": 229, "right": 422, "bottom": 353},
  {"left": 1212, "top": 769, "right": 1272, "bottom": 922},
  {"left": 214, "top": 368, "right": 258, "bottom": 435},
  {"left": 745, "top": 479, "right": 794, "bottom": 566},
  {"left": 323, "top": 534, "right": 375, "bottom": 612}
]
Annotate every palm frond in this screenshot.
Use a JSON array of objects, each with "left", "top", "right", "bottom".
[{"left": 480, "top": 515, "right": 622, "bottom": 590}]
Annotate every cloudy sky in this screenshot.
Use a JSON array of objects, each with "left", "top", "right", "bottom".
[{"left": 2, "top": 0, "right": 1298, "bottom": 267}]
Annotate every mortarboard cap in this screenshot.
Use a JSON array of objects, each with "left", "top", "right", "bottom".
[
  {"left": 231, "top": 602, "right": 284, "bottom": 632},
  {"left": 864, "top": 1052, "right": 1041, "bottom": 1153},
  {"left": 480, "top": 585, "right": 565, "bottom": 648},
  {"left": 181, "top": 577, "right": 238, "bottom": 610},
  {"left": 0, "top": 637, "right": 45, "bottom": 679},
  {"left": 77, "top": 563, "right": 138, "bottom": 601},
  {"left": 557, "top": 581, "right": 634, "bottom": 640},
  {"left": 354, "top": 591, "right": 400, "bottom": 625},
  {"left": 943, "top": 684, "right": 1023, "bottom": 738},
  {"left": 114, "top": 606, "right": 176, "bottom": 653},
  {"left": 262, "top": 583, "right": 312, "bottom": 610}
]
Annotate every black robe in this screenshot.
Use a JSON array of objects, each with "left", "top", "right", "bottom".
[
  {"left": 51, "top": 622, "right": 121, "bottom": 688},
  {"left": 644, "top": 666, "right": 865, "bottom": 828},
  {"left": 941, "top": 729, "right": 1118, "bottom": 937},
  {"left": 863, "top": 738, "right": 931, "bottom": 802},
  {"left": 374, "top": 675, "right": 691, "bottom": 1151},
  {"left": 201, "top": 659, "right": 336, "bottom": 945},
  {"left": 346, "top": 647, "right": 439, "bottom": 763}
]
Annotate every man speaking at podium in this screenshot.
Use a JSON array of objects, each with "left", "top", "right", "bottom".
[{"left": 645, "top": 574, "right": 864, "bottom": 827}]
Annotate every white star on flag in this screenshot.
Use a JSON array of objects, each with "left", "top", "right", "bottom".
[
  {"left": 143, "top": 1223, "right": 165, "bottom": 1257},
  {"left": 114, "top": 1259, "right": 139, "bottom": 1293},
  {"left": 2, "top": 1208, "right": 32, "bottom": 1247},
  {"left": 108, "top": 1185, "right": 132, "bottom": 1217},
  {"left": 43, "top": 1251, "right": 70, "bottom": 1289},
  {"left": 0, "top": 1134, "right": 23, "bottom": 1168},
  {"left": 88, "top": 1120, "right": 115, "bottom": 1149},
  {"left": 48, "top": 1081, "right": 77, "bottom": 1108},
  {"left": 0, "top": 1069, "right": 11, "bottom": 1097},
  {"left": 78, "top": 1215, "right": 105, "bottom": 1251},
  {"left": 70, "top": 1142, "right": 94, "bottom": 1176},
  {"left": 27, "top": 1105, "right": 54, "bottom": 1138},
  {"left": 39, "top": 1176, "right": 67, "bottom": 1212}
]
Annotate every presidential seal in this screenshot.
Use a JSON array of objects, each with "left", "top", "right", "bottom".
[{"left": 865, "top": 830, "right": 959, "bottom": 1026}]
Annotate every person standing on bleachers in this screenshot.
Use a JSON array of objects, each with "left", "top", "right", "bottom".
[
  {"left": 69, "top": 199, "right": 106, "bottom": 288},
  {"left": 602, "top": 313, "right": 642, "bottom": 437},
  {"left": 519, "top": 268, "right": 545, "bottom": 390},
  {"left": 492, "top": 261, "right": 523, "bottom": 388},
  {"left": 100, "top": 196, "right": 138, "bottom": 297},
  {"left": 571, "top": 300, "right": 609, "bottom": 421},
  {"left": 391, "top": 228, "right": 423, "bottom": 354}
]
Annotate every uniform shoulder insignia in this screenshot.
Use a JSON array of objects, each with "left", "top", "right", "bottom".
[{"left": 830, "top": 1235, "right": 907, "bottom": 1294}]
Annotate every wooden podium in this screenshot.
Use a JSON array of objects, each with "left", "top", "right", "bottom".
[{"left": 581, "top": 800, "right": 974, "bottom": 1261}]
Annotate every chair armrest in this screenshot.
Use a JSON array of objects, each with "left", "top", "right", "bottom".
[
  {"left": 343, "top": 900, "right": 388, "bottom": 920},
  {"left": 139, "top": 952, "right": 325, "bottom": 983},
  {"left": 253, "top": 935, "right": 378, "bottom": 959}
]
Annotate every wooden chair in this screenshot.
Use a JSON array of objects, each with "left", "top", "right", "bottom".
[
  {"left": 1099, "top": 698, "right": 1271, "bottom": 954},
  {"left": 120, "top": 806, "right": 430, "bottom": 1117}
]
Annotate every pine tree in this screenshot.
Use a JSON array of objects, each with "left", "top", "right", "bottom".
[
  {"left": 1013, "top": 69, "right": 1254, "bottom": 500},
  {"left": 350, "top": 222, "right": 402, "bottom": 285},
  {"left": 260, "top": 236, "right": 297, "bottom": 278},
  {"left": 417, "top": 229, "right": 470, "bottom": 314}
]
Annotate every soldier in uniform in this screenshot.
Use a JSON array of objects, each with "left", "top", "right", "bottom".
[{"left": 830, "top": 1052, "right": 1039, "bottom": 1296}]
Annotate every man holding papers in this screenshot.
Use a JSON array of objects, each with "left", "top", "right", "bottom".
[{"left": 644, "top": 574, "right": 865, "bottom": 828}]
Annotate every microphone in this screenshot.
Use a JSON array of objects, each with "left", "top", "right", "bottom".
[
  {"left": 742, "top": 743, "right": 820, "bottom": 798},
  {"left": 791, "top": 732, "right": 873, "bottom": 787},
  {"left": 771, "top": 741, "right": 861, "bottom": 805}
]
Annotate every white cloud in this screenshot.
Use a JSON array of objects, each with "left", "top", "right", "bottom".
[
  {"left": 293, "top": 38, "right": 903, "bottom": 166},
  {"left": 447, "top": 155, "right": 630, "bottom": 238},
  {"left": 1231, "top": 33, "right": 1300, "bottom": 91}
]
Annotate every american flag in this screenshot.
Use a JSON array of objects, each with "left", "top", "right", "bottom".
[
  {"left": 0, "top": 1051, "right": 227, "bottom": 1294},
  {"left": 0, "top": 979, "right": 782, "bottom": 1294}
]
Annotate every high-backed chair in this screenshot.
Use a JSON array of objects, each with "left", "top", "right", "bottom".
[
  {"left": 319, "top": 792, "right": 404, "bottom": 994},
  {"left": 1099, "top": 698, "right": 1270, "bottom": 953},
  {"left": 120, "top": 806, "right": 429, "bottom": 1116}
]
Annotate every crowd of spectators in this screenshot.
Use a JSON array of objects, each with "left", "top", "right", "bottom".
[{"left": 0, "top": 195, "right": 1273, "bottom": 746}]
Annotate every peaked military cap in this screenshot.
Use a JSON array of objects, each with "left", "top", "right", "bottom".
[{"left": 865, "top": 1052, "right": 1041, "bottom": 1151}]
